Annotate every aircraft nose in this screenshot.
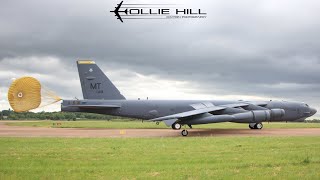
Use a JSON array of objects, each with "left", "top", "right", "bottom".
[{"left": 310, "top": 107, "right": 317, "bottom": 116}]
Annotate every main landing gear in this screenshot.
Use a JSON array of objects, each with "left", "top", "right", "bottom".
[
  {"left": 249, "top": 123, "right": 263, "bottom": 130},
  {"left": 172, "top": 123, "right": 192, "bottom": 136},
  {"left": 171, "top": 122, "right": 181, "bottom": 130}
]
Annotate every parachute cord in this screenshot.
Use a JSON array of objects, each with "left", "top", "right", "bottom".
[
  {"left": 40, "top": 85, "right": 62, "bottom": 108},
  {"left": 38, "top": 98, "right": 62, "bottom": 108}
]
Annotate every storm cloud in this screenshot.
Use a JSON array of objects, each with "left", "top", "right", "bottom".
[{"left": 0, "top": 0, "right": 319, "bottom": 116}]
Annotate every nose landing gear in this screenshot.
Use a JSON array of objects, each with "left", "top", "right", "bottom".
[
  {"left": 181, "top": 124, "right": 192, "bottom": 137},
  {"left": 181, "top": 129, "right": 188, "bottom": 136}
]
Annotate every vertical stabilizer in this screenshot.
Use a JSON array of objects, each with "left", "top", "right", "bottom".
[{"left": 77, "top": 60, "right": 125, "bottom": 100}]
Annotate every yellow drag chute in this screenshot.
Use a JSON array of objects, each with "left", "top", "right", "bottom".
[
  {"left": 7, "top": 76, "right": 61, "bottom": 112},
  {"left": 8, "top": 77, "right": 41, "bottom": 112}
]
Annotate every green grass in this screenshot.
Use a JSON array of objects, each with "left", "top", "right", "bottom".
[
  {"left": 5, "top": 120, "right": 320, "bottom": 129},
  {"left": 0, "top": 137, "right": 319, "bottom": 179}
]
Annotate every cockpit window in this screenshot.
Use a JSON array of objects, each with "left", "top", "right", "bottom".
[{"left": 305, "top": 104, "right": 309, "bottom": 107}]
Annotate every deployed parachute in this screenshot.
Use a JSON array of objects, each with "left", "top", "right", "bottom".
[
  {"left": 8, "top": 77, "right": 41, "bottom": 112},
  {"left": 7, "top": 76, "right": 61, "bottom": 112}
]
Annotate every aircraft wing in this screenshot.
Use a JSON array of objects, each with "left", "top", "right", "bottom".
[
  {"left": 221, "top": 102, "right": 269, "bottom": 109},
  {"left": 150, "top": 106, "right": 226, "bottom": 121},
  {"left": 221, "top": 103, "right": 249, "bottom": 108},
  {"left": 149, "top": 101, "right": 269, "bottom": 122},
  {"left": 248, "top": 101, "right": 268, "bottom": 106}
]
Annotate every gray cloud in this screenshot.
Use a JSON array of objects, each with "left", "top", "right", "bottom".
[{"left": 0, "top": 0, "right": 320, "bottom": 115}]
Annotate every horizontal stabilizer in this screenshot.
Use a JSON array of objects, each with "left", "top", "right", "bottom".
[{"left": 67, "top": 104, "right": 121, "bottom": 109}]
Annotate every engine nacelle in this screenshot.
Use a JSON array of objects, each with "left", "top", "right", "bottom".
[
  {"left": 182, "top": 109, "right": 286, "bottom": 125},
  {"left": 270, "top": 109, "right": 285, "bottom": 119},
  {"left": 232, "top": 110, "right": 271, "bottom": 123}
]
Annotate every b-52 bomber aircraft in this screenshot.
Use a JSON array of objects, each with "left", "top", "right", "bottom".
[{"left": 61, "top": 60, "right": 317, "bottom": 136}]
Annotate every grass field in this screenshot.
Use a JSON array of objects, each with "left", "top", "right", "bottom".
[
  {"left": 0, "top": 137, "right": 319, "bottom": 179},
  {"left": 5, "top": 120, "right": 320, "bottom": 129}
]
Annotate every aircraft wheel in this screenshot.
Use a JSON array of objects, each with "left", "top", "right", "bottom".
[
  {"left": 249, "top": 123, "right": 255, "bottom": 129},
  {"left": 254, "top": 123, "right": 263, "bottom": 130},
  {"left": 181, "top": 129, "right": 188, "bottom": 136},
  {"left": 172, "top": 123, "right": 181, "bottom": 130}
]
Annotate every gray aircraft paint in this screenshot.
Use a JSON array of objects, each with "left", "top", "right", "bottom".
[
  {"left": 77, "top": 61, "right": 125, "bottom": 100},
  {"left": 61, "top": 61, "right": 317, "bottom": 128}
]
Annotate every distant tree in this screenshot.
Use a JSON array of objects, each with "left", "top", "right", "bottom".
[
  {"left": 2, "top": 110, "right": 12, "bottom": 116},
  {"left": 8, "top": 114, "right": 18, "bottom": 120}
]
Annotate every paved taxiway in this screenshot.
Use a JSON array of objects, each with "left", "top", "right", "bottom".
[{"left": 1, "top": 122, "right": 320, "bottom": 137}]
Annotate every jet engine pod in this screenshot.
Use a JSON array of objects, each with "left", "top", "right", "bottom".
[
  {"left": 232, "top": 110, "right": 271, "bottom": 123},
  {"left": 270, "top": 109, "right": 285, "bottom": 119},
  {"left": 251, "top": 110, "right": 271, "bottom": 122},
  {"left": 7, "top": 77, "right": 41, "bottom": 112}
]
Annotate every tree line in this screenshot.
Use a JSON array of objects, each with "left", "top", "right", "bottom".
[{"left": 0, "top": 109, "right": 123, "bottom": 120}]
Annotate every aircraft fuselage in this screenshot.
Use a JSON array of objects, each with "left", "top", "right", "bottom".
[{"left": 61, "top": 99, "right": 316, "bottom": 123}]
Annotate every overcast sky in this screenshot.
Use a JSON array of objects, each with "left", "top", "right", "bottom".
[{"left": 0, "top": 0, "right": 319, "bottom": 116}]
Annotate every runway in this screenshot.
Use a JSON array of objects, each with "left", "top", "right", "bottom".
[{"left": 1, "top": 122, "right": 320, "bottom": 137}]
